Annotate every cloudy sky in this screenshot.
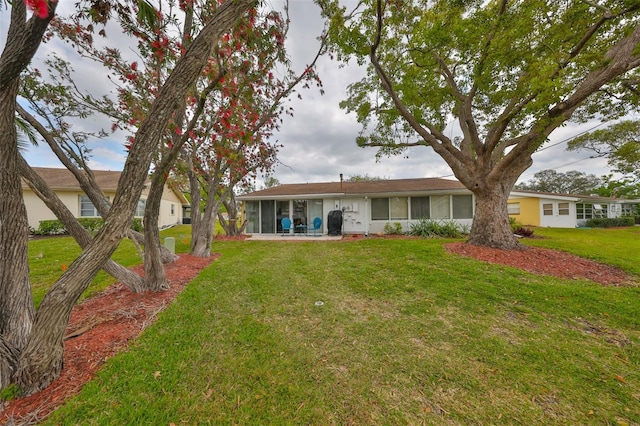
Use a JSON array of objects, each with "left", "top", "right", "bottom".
[{"left": 6, "top": 1, "right": 616, "bottom": 186}]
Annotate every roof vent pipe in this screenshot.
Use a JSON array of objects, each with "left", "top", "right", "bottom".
[{"left": 340, "top": 173, "right": 343, "bottom": 191}]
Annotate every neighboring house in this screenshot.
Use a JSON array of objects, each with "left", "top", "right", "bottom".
[
  {"left": 508, "top": 190, "right": 640, "bottom": 228},
  {"left": 237, "top": 178, "right": 475, "bottom": 235},
  {"left": 237, "top": 177, "right": 640, "bottom": 235},
  {"left": 22, "top": 167, "right": 189, "bottom": 231}
]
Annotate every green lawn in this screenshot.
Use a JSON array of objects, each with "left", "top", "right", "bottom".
[{"left": 31, "top": 226, "right": 640, "bottom": 425}]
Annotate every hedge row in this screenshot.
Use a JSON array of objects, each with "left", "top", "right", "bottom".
[
  {"left": 32, "top": 218, "right": 143, "bottom": 236},
  {"left": 585, "top": 217, "right": 635, "bottom": 228}
]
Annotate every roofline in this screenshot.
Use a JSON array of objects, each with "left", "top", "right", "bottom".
[
  {"left": 509, "top": 191, "right": 581, "bottom": 201},
  {"left": 237, "top": 188, "right": 472, "bottom": 201}
]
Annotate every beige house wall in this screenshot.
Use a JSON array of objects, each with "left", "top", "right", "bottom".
[{"left": 24, "top": 185, "right": 183, "bottom": 230}]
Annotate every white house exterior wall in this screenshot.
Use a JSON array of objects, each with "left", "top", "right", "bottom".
[{"left": 538, "top": 198, "right": 578, "bottom": 228}]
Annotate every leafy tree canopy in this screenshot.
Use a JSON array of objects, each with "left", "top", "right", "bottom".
[
  {"left": 594, "top": 174, "right": 640, "bottom": 198},
  {"left": 317, "top": 0, "right": 640, "bottom": 249},
  {"left": 515, "top": 169, "right": 602, "bottom": 195},
  {"left": 346, "top": 174, "right": 383, "bottom": 181},
  {"left": 568, "top": 120, "right": 640, "bottom": 181}
]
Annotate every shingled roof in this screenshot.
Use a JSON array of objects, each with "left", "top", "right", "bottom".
[
  {"left": 21, "top": 167, "right": 190, "bottom": 205},
  {"left": 239, "top": 178, "right": 467, "bottom": 198},
  {"left": 22, "top": 167, "right": 123, "bottom": 191}
]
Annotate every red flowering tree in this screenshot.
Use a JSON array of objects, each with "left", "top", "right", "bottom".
[
  {"left": 1, "top": 0, "right": 256, "bottom": 397},
  {"left": 51, "top": 1, "right": 326, "bottom": 258}
]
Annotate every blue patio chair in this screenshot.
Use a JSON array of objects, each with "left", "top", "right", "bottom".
[
  {"left": 306, "top": 217, "right": 322, "bottom": 236},
  {"left": 281, "top": 217, "right": 293, "bottom": 236}
]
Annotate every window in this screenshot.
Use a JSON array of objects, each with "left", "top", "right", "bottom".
[
  {"left": 371, "top": 198, "right": 389, "bottom": 220},
  {"left": 558, "top": 202, "right": 570, "bottom": 216},
  {"left": 135, "top": 199, "right": 146, "bottom": 217},
  {"left": 170, "top": 203, "right": 175, "bottom": 216},
  {"left": 410, "top": 196, "right": 430, "bottom": 219},
  {"left": 431, "top": 195, "right": 450, "bottom": 219},
  {"left": 390, "top": 197, "right": 408, "bottom": 220},
  {"left": 507, "top": 202, "right": 520, "bottom": 215},
  {"left": 80, "top": 195, "right": 99, "bottom": 217},
  {"left": 577, "top": 203, "right": 593, "bottom": 219},
  {"left": 452, "top": 195, "right": 473, "bottom": 219},
  {"left": 543, "top": 203, "right": 553, "bottom": 216},
  {"left": 245, "top": 201, "right": 259, "bottom": 233}
]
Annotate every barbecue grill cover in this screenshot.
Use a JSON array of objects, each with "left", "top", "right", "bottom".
[{"left": 327, "top": 210, "right": 343, "bottom": 236}]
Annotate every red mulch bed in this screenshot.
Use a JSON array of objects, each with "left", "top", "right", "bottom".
[
  {"left": 1, "top": 254, "right": 217, "bottom": 425},
  {"left": 2, "top": 239, "right": 635, "bottom": 424},
  {"left": 445, "top": 242, "right": 634, "bottom": 286}
]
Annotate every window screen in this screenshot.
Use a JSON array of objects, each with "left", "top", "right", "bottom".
[{"left": 371, "top": 198, "right": 389, "bottom": 220}]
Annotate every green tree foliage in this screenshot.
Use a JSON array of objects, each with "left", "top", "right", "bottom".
[
  {"left": 568, "top": 120, "right": 640, "bottom": 181},
  {"left": 516, "top": 169, "right": 602, "bottom": 195},
  {"left": 318, "top": 0, "right": 640, "bottom": 249},
  {"left": 346, "top": 174, "right": 383, "bottom": 181},
  {"left": 595, "top": 174, "right": 640, "bottom": 198}
]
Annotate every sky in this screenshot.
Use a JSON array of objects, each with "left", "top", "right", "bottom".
[{"left": 4, "top": 1, "right": 618, "bottom": 187}]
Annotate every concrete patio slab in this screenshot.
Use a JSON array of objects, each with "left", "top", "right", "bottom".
[{"left": 244, "top": 234, "right": 343, "bottom": 241}]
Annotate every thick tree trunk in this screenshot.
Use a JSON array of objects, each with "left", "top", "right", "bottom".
[
  {"left": 14, "top": 221, "right": 127, "bottom": 395},
  {"left": 0, "top": 1, "right": 58, "bottom": 392},
  {"left": 0, "top": 79, "right": 34, "bottom": 389},
  {"left": 468, "top": 184, "right": 522, "bottom": 250},
  {"left": 191, "top": 211, "right": 216, "bottom": 257}
]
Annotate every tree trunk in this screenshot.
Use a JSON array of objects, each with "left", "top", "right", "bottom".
[
  {"left": 190, "top": 175, "right": 225, "bottom": 257},
  {"left": 0, "top": 1, "right": 58, "bottom": 392},
  {"left": 14, "top": 220, "right": 127, "bottom": 395},
  {"left": 218, "top": 194, "right": 246, "bottom": 236},
  {"left": 0, "top": 78, "right": 34, "bottom": 390},
  {"left": 468, "top": 184, "right": 522, "bottom": 250},
  {"left": 142, "top": 172, "right": 176, "bottom": 292}
]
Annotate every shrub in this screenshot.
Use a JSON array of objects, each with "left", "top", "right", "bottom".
[
  {"left": 513, "top": 226, "right": 534, "bottom": 237},
  {"left": 77, "top": 218, "right": 104, "bottom": 234},
  {"left": 585, "top": 217, "right": 635, "bottom": 228},
  {"left": 408, "top": 219, "right": 468, "bottom": 238},
  {"left": 34, "top": 220, "right": 67, "bottom": 236},
  {"left": 34, "top": 217, "right": 144, "bottom": 236},
  {"left": 383, "top": 222, "right": 403, "bottom": 235},
  {"left": 131, "top": 218, "right": 144, "bottom": 232}
]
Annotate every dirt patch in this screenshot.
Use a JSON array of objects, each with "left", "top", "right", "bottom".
[{"left": 1, "top": 254, "right": 217, "bottom": 425}]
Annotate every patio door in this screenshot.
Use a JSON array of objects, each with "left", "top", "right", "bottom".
[
  {"left": 260, "top": 200, "right": 275, "bottom": 233},
  {"left": 276, "top": 200, "right": 290, "bottom": 233},
  {"left": 308, "top": 200, "right": 323, "bottom": 231}
]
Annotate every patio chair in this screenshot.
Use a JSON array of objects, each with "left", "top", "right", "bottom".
[
  {"left": 281, "top": 217, "right": 293, "bottom": 236},
  {"left": 306, "top": 217, "right": 322, "bottom": 236}
]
